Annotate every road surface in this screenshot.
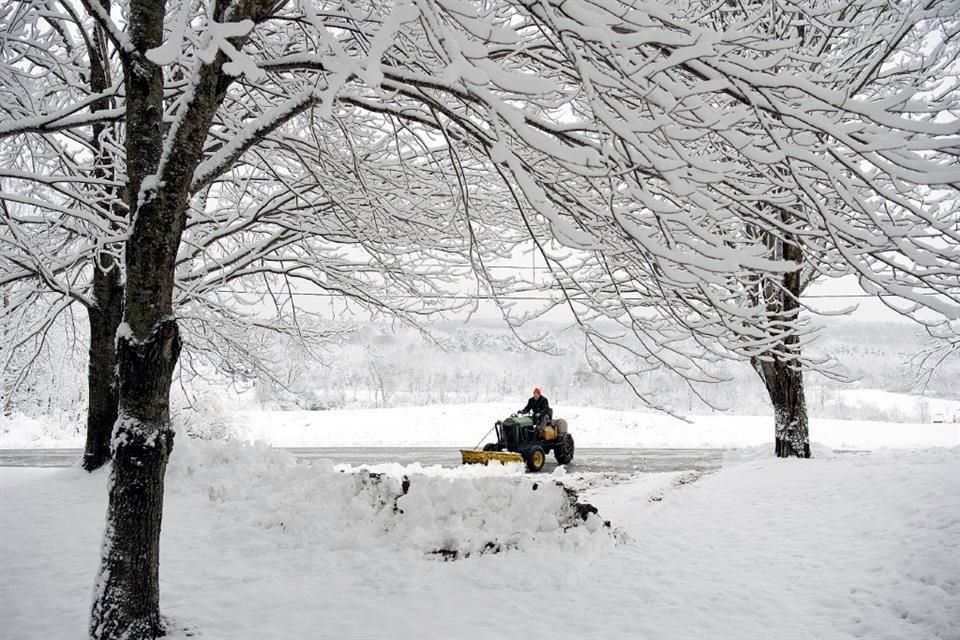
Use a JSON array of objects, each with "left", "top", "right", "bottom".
[{"left": 0, "top": 446, "right": 724, "bottom": 474}]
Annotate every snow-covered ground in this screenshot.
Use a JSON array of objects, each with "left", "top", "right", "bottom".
[
  {"left": 234, "top": 403, "right": 960, "bottom": 450},
  {"left": 3, "top": 401, "right": 959, "bottom": 450},
  {"left": 1, "top": 406, "right": 958, "bottom": 639}
]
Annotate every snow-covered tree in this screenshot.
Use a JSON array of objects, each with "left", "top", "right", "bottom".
[
  {"left": 2, "top": 0, "right": 958, "bottom": 636},
  {"left": 468, "top": 0, "right": 959, "bottom": 456},
  {"left": 0, "top": 0, "right": 485, "bottom": 470},
  {"left": 1, "top": 2, "right": 488, "bottom": 636}
]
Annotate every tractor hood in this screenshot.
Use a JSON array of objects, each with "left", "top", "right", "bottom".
[{"left": 501, "top": 415, "right": 534, "bottom": 428}]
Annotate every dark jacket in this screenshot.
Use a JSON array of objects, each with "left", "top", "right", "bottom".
[{"left": 520, "top": 395, "right": 550, "bottom": 419}]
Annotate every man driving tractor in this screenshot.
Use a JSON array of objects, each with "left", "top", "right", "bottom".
[
  {"left": 518, "top": 387, "right": 552, "bottom": 428},
  {"left": 460, "top": 386, "right": 573, "bottom": 471}
]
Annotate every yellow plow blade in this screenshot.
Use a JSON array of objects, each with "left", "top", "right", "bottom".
[{"left": 460, "top": 449, "right": 523, "bottom": 465}]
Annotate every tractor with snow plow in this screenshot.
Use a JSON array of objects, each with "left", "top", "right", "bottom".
[{"left": 461, "top": 414, "right": 575, "bottom": 472}]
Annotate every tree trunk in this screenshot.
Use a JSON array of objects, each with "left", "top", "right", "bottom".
[
  {"left": 90, "top": 320, "right": 180, "bottom": 639},
  {"left": 752, "top": 355, "right": 811, "bottom": 458},
  {"left": 752, "top": 234, "right": 811, "bottom": 459},
  {"left": 82, "top": 259, "right": 123, "bottom": 472},
  {"left": 90, "top": 0, "right": 174, "bottom": 635},
  {"left": 83, "top": 3, "right": 125, "bottom": 472},
  {"left": 2, "top": 292, "right": 10, "bottom": 416}
]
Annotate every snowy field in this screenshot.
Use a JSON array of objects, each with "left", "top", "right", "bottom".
[
  {"left": 1, "top": 406, "right": 958, "bottom": 639},
  {"left": 3, "top": 400, "right": 960, "bottom": 450}
]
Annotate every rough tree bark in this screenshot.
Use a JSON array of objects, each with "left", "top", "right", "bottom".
[
  {"left": 82, "top": 260, "right": 123, "bottom": 472},
  {"left": 89, "top": 319, "right": 181, "bottom": 638},
  {"left": 752, "top": 353, "right": 811, "bottom": 458},
  {"left": 89, "top": 0, "right": 175, "bottom": 635},
  {"left": 82, "top": 1, "right": 125, "bottom": 472},
  {"left": 751, "top": 236, "right": 811, "bottom": 459}
]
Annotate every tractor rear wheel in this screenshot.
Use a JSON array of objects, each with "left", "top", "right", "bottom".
[
  {"left": 554, "top": 434, "right": 575, "bottom": 465},
  {"left": 525, "top": 446, "right": 546, "bottom": 472},
  {"left": 482, "top": 443, "right": 499, "bottom": 452}
]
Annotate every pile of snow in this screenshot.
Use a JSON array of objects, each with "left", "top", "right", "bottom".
[{"left": 168, "top": 439, "right": 615, "bottom": 559}]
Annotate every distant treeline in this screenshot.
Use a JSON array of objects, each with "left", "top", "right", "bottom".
[{"left": 249, "top": 319, "right": 958, "bottom": 422}]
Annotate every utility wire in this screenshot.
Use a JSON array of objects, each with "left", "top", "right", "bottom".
[{"left": 209, "top": 288, "right": 891, "bottom": 301}]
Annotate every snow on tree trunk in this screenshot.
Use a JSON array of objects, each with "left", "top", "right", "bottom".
[
  {"left": 83, "top": 260, "right": 123, "bottom": 472},
  {"left": 90, "top": 320, "right": 180, "bottom": 639},
  {"left": 89, "top": 211, "right": 182, "bottom": 635},
  {"left": 83, "top": 6, "right": 125, "bottom": 473},
  {"left": 753, "top": 355, "right": 811, "bottom": 459},
  {"left": 751, "top": 236, "right": 811, "bottom": 459},
  {"left": 90, "top": 0, "right": 176, "bottom": 635}
]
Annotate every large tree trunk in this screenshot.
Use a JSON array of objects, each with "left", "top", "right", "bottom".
[
  {"left": 2, "top": 292, "right": 9, "bottom": 416},
  {"left": 90, "top": 0, "right": 175, "bottom": 635},
  {"left": 90, "top": 319, "right": 180, "bottom": 639},
  {"left": 82, "top": 259, "right": 123, "bottom": 472},
  {"left": 752, "top": 234, "right": 811, "bottom": 459},
  {"left": 752, "top": 355, "right": 811, "bottom": 458}
]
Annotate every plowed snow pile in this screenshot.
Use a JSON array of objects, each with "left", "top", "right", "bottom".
[{"left": 168, "top": 441, "right": 614, "bottom": 559}]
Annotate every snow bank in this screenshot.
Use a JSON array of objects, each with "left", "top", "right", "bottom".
[{"left": 168, "top": 439, "right": 616, "bottom": 559}]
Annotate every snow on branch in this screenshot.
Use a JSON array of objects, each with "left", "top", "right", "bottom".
[{"left": 2, "top": 0, "right": 958, "bottom": 409}]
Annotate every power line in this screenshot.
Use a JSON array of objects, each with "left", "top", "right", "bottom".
[{"left": 209, "top": 288, "right": 888, "bottom": 301}]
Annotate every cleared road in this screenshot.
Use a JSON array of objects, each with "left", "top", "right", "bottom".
[{"left": 0, "top": 447, "right": 723, "bottom": 474}]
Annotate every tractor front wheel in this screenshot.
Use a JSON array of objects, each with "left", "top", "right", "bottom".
[
  {"left": 482, "top": 443, "right": 499, "bottom": 452},
  {"left": 525, "top": 446, "right": 546, "bottom": 472}
]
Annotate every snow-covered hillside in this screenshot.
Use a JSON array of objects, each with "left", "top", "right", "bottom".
[{"left": 6, "top": 318, "right": 959, "bottom": 430}]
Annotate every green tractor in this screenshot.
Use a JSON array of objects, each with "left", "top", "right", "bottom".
[{"left": 461, "top": 414, "right": 575, "bottom": 472}]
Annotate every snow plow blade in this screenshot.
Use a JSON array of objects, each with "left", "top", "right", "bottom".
[{"left": 460, "top": 449, "right": 523, "bottom": 465}]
